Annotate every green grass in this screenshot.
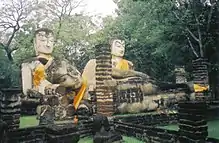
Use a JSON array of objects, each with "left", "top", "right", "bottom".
[
  {"left": 19, "top": 116, "right": 39, "bottom": 128},
  {"left": 206, "top": 120, "right": 219, "bottom": 139}
]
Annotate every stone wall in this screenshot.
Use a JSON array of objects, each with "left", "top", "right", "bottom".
[
  {"left": 178, "top": 101, "right": 208, "bottom": 143},
  {"left": 113, "top": 113, "right": 178, "bottom": 126},
  {"left": 1, "top": 122, "right": 88, "bottom": 143},
  {"left": 0, "top": 88, "right": 21, "bottom": 131},
  {"left": 114, "top": 120, "right": 178, "bottom": 143}
]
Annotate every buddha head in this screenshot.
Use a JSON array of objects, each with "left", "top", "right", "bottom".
[
  {"left": 34, "top": 28, "right": 54, "bottom": 55},
  {"left": 110, "top": 39, "right": 125, "bottom": 57}
]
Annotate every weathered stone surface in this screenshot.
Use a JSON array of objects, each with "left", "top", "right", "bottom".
[
  {"left": 38, "top": 105, "right": 55, "bottom": 125},
  {"left": 95, "top": 44, "right": 114, "bottom": 116},
  {"left": 175, "top": 66, "right": 187, "bottom": 83},
  {"left": 192, "top": 58, "right": 209, "bottom": 87}
]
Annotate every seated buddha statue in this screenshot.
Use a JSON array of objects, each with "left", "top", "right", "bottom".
[
  {"left": 21, "top": 28, "right": 63, "bottom": 97},
  {"left": 21, "top": 28, "right": 88, "bottom": 121}
]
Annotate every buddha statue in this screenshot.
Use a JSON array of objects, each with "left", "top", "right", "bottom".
[
  {"left": 21, "top": 28, "right": 61, "bottom": 97},
  {"left": 111, "top": 39, "right": 133, "bottom": 71},
  {"left": 82, "top": 39, "right": 160, "bottom": 114},
  {"left": 82, "top": 39, "right": 154, "bottom": 90},
  {"left": 21, "top": 28, "right": 89, "bottom": 121}
]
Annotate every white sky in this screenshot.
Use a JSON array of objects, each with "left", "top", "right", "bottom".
[{"left": 84, "top": 0, "right": 117, "bottom": 17}]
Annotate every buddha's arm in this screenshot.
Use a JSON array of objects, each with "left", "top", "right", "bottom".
[
  {"left": 21, "top": 63, "right": 33, "bottom": 95},
  {"left": 112, "top": 67, "right": 150, "bottom": 79},
  {"left": 127, "top": 61, "right": 134, "bottom": 70}
]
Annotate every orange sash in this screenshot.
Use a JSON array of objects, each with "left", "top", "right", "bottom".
[
  {"left": 73, "top": 78, "right": 87, "bottom": 110},
  {"left": 194, "top": 84, "right": 209, "bottom": 92},
  {"left": 116, "top": 59, "right": 130, "bottom": 70},
  {"left": 33, "top": 64, "right": 45, "bottom": 88}
]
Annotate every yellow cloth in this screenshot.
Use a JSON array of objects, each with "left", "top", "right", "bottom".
[
  {"left": 194, "top": 84, "right": 209, "bottom": 92},
  {"left": 33, "top": 54, "right": 52, "bottom": 88},
  {"left": 116, "top": 59, "right": 130, "bottom": 70},
  {"left": 73, "top": 78, "right": 87, "bottom": 110},
  {"left": 33, "top": 64, "right": 45, "bottom": 87}
]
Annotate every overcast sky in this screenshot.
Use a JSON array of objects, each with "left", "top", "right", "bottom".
[
  {"left": 84, "top": 0, "right": 117, "bottom": 17},
  {"left": 0, "top": 0, "right": 117, "bottom": 17}
]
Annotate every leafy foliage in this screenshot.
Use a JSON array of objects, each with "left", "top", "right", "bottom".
[{"left": 1, "top": 0, "right": 219, "bottom": 95}]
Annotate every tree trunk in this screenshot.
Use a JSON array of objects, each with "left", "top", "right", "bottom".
[{"left": 7, "top": 52, "right": 13, "bottom": 62}]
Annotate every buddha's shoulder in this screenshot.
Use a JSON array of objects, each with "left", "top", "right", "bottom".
[
  {"left": 86, "top": 59, "right": 96, "bottom": 65},
  {"left": 122, "top": 59, "right": 133, "bottom": 65}
]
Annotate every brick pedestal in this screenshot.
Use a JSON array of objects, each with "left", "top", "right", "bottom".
[
  {"left": 0, "top": 88, "right": 21, "bottom": 131},
  {"left": 178, "top": 101, "right": 208, "bottom": 143}
]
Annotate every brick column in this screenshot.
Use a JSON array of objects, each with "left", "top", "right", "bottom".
[
  {"left": 95, "top": 44, "right": 114, "bottom": 116},
  {"left": 192, "top": 58, "right": 209, "bottom": 99}
]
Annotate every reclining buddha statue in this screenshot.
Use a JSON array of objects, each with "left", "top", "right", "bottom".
[
  {"left": 21, "top": 28, "right": 89, "bottom": 122},
  {"left": 82, "top": 39, "right": 193, "bottom": 114}
]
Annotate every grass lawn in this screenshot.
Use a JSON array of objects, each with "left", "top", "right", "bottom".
[{"left": 19, "top": 116, "right": 39, "bottom": 128}]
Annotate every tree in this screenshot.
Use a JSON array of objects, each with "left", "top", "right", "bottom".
[
  {"left": 51, "top": 14, "right": 98, "bottom": 71},
  {"left": 172, "top": 0, "right": 218, "bottom": 58},
  {"left": 91, "top": 0, "right": 176, "bottom": 81},
  {"left": 0, "top": 0, "right": 37, "bottom": 62},
  {"left": 38, "top": 0, "right": 86, "bottom": 39}
]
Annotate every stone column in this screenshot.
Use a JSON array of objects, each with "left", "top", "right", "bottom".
[
  {"left": 178, "top": 101, "right": 208, "bottom": 143},
  {"left": 0, "top": 88, "right": 21, "bottom": 131},
  {"left": 192, "top": 58, "right": 209, "bottom": 86},
  {"left": 95, "top": 44, "right": 114, "bottom": 116},
  {"left": 192, "top": 58, "right": 209, "bottom": 99},
  {"left": 175, "top": 66, "right": 187, "bottom": 84}
]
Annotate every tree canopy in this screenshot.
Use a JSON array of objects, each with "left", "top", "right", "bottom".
[{"left": 1, "top": 0, "right": 219, "bottom": 97}]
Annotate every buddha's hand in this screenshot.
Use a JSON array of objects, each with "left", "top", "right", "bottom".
[{"left": 27, "top": 89, "right": 44, "bottom": 98}]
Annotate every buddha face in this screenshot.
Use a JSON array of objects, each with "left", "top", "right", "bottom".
[
  {"left": 111, "top": 39, "right": 125, "bottom": 57},
  {"left": 34, "top": 30, "right": 54, "bottom": 55}
]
